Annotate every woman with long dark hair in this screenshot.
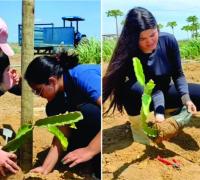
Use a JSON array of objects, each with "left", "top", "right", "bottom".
[
  {"left": 25, "top": 53, "right": 101, "bottom": 178},
  {"left": 103, "top": 7, "right": 200, "bottom": 144}
]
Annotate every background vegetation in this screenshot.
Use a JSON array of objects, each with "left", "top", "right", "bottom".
[
  {"left": 103, "top": 9, "right": 200, "bottom": 62},
  {"left": 11, "top": 37, "right": 101, "bottom": 64},
  {"left": 75, "top": 38, "right": 101, "bottom": 64}
]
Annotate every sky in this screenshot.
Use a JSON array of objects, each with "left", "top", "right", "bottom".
[
  {"left": 0, "top": 0, "right": 100, "bottom": 43},
  {"left": 1, "top": 0, "right": 200, "bottom": 43},
  {"left": 102, "top": 0, "right": 200, "bottom": 40}
]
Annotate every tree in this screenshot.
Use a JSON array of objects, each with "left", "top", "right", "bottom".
[
  {"left": 186, "top": 16, "right": 199, "bottom": 38},
  {"left": 166, "top": 21, "right": 177, "bottom": 35},
  {"left": 106, "top": 9, "right": 123, "bottom": 37},
  {"left": 20, "top": 0, "right": 34, "bottom": 171},
  {"left": 181, "top": 25, "right": 191, "bottom": 40},
  {"left": 158, "top": 23, "right": 164, "bottom": 30}
]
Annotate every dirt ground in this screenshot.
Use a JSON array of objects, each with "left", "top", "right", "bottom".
[
  {"left": 103, "top": 61, "right": 200, "bottom": 180},
  {"left": 2, "top": 55, "right": 200, "bottom": 180},
  {"left": 0, "top": 54, "right": 93, "bottom": 180}
]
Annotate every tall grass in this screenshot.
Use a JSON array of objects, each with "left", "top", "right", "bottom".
[
  {"left": 179, "top": 39, "right": 200, "bottom": 60},
  {"left": 75, "top": 38, "right": 100, "bottom": 64},
  {"left": 102, "top": 39, "right": 116, "bottom": 62}
]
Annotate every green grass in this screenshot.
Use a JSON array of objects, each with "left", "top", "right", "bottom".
[
  {"left": 102, "top": 39, "right": 116, "bottom": 62},
  {"left": 179, "top": 39, "right": 200, "bottom": 60},
  {"left": 75, "top": 37, "right": 100, "bottom": 64},
  {"left": 10, "top": 39, "right": 101, "bottom": 65},
  {"left": 12, "top": 38, "right": 200, "bottom": 62}
]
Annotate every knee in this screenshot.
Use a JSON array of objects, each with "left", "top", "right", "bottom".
[
  {"left": 122, "top": 82, "right": 143, "bottom": 116},
  {"left": 77, "top": 103, "right": 100, "bottom": 121},
  {"left": 77, "top": 103, "right": 101, "bottom": 130},
  {"left": 130, "top": 82, "right": 144, "bottom": 96}
]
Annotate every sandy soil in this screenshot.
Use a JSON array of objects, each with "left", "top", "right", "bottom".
[
  {"left": 2, "top": 54, "right": 200, "bottom": 179},
  {"left": 103, "top": 61, "right": 200, "bottom": 180},
  {"left": 0, "top": 54, "right": 94, "bottom": 180}
]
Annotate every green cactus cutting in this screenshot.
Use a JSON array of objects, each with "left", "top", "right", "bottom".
[
  {"left": 3, "top": 111, "right": 83, "bottom": 152},
  {"left": 133, "top": 57, "right": 158, "bottom": 137}
]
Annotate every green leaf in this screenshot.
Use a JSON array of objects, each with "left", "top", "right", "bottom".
[
  {"left": 70, "top": 122, "right": 77, "bottom": 129},
  {"left": 47, "top": 126, "right": 68, "bottom": 151},
  {"left": 142, "top": 94, "right": 151, "bottom": 116},
  {"left": 35, "top": 111, "right": 83, "bottom": 127},
  {"left": 2, "top": 124, "right": 33, "bottom": 152},
  {"left": 3, "top": 111, "right": 83, "bottom": 152},
  {"left": 144, "top": 80, "right": 155, "bottom": 95},
  {"left": 141, "top": 109, "right": 158, "bottom": 137},
  {"left": 140, "top": 102, "right": 158, "bottom": 137},
  {"left": 133, "top": 57, "right": 145, "bottom": 86}
]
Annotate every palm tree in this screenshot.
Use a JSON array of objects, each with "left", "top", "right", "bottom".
[
  {"left": 181, "top": 25, "right": 191, "bottom": 40},
  {"left": 20, "top": 0, "right": 34, "bottom": 171},
  {"left": 166, "top": 21, "right": 177, "bottom": 35},
  {"left": 186, "top": 16, "right": 199, "bottom": 38},
  {"left": 106, "top": 9, "right": 123, "bottom": 37}
]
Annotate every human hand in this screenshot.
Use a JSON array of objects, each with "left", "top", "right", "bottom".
[
  {"left": 0, "top": 150, "right": 20, "bottom": 176},
  {"left": 61, "top": 147, "right": 95, "bottom": 168},
  {"left": 10, "top": 69, "right": 20, "bottom": 86},
  {"left": 2, "top": 68, "right": 19, "bottom": 91},
  {"left": 186, "top": 100, "right": 197, "bottom": 114},
  {"left": 30, "top": 166, "right": 48, "bottom": 175}
]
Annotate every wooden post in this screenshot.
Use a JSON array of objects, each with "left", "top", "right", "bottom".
[{"left": 20, "top": 0, "right": 34, "bottom": 172}]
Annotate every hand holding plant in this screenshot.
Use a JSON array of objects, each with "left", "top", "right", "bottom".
[
  {"left": 132, "top": 57, "right": 192, "bottom": 144},
  {"left": 0, "top": 149, "right": 20, "bottom": 176}
]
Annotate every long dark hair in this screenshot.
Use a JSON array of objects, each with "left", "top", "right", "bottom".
[
  {"left": 103, "top": 7, "right": 157, "bottom": 114},
  {"left": 0, "top": 53, "right": 10, "bottom": 83},
  {"left": 25, "top": 53, "right": 79, "bottom": 85}
]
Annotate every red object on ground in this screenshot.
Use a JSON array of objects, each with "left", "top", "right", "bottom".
[{"left": 156, "top": 155, "right": 181, "bottom": 169}]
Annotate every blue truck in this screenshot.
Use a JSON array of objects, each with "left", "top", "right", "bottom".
[{"left": 18, "top": 16, "right": 86, "bottom": 54}]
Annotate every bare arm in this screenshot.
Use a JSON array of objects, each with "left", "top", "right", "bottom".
[
  {"left": 87, "top": 131, "right": 101, "bottom": 155},
  {"left": 31, "top": 126, "right": 71, "bottom": 174},
  {"left": 96, "top": 96, "right": 101, "bottom": 106},
  {"left": 62, "top": 131, "right": 101, "bottom": 168}
]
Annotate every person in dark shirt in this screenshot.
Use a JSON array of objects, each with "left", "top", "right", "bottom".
[
  {"left": 103, "top": 7, "right": 200, "bottom": 144},
  {"left": 25, "top": 53, "right": 101, "bottom": 178}
]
